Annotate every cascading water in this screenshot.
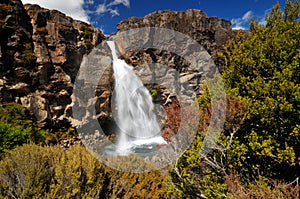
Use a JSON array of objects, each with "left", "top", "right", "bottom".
[{"left": 106, "top": 41, "right": 167, "bottom": 156}]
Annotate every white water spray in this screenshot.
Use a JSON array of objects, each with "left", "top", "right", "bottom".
[{"left": 107, "top": 41, "right": 166, "bottom": 155}]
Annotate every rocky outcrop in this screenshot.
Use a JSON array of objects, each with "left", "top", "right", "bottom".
[
  {"left": 23, "top": 4, "right": 106, "bottom": 129},
  {"left": 0, "top": 0, "right": 33, "bottom": 82},
  {"left": 116, "top": 10, "right": 233, "bottom": 103},
  {"left": 117, "top": 9, "right": 233, "bottom": 61},
  {"left": 114, "top": 10, "right": 233, "bottom": 140},
  {"left": 0, "top": 1, "right": 233, "bottom": 141},
  {"left": 0, "top": 1, "right": 106, "bottom": 130}
]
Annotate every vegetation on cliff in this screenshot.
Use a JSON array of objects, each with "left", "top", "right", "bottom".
[{"left": 0, "top": 103, "right": 44, "bottom": 154}]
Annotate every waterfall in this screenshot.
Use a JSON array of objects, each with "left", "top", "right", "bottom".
[{"left": 107, "top": 41, "right": 166, "bottom": 155}]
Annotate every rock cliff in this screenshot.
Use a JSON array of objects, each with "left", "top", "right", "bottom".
[
  {"left": 114, "top": 10, "right": 233, "bottom": 139},
  {"left": 0, "top": 0, "right": 233, "bottom": 141},
  {"left": 117, "top": 9, "right": 233, "bottom": 61},
  {"left": 0, "top": 0, "right": 105, "bottom": 133}
]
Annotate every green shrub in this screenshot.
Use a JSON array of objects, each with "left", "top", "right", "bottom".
[
  {"left": 0, "top": 103, "right": 45, "bottom": 154},
  {"left": 168, "top": 1, "right": 300, "bottom": 198},
  {"left": 0, "top": 144, "right": 168, "bottom": 198},
  {"left": 221, "top": 0, "right": 300, "bottom": 181},
  {"left": 21, "top": 43, "right": 36, "bottom": 67},
  {"left": 0, "top": 123, "right": 30, "bottom": 154},
  {"left": 0, "top": 144, "right": 105, "bottom": 199}
]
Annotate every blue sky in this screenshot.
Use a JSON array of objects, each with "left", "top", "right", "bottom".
[{"left": 22, "top": 0, "right": 287, "bottom": 34}]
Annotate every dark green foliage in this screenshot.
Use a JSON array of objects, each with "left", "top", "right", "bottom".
[
  {"left": 168, "top": 1, "right": 300, "bottom": 198},
  {"left": 222, "top": 0, "right": 300, "bottom": 181},
  {"left": 0, "top": 103, "right": 45, "bottom": 154},
  {"left": 0, "top": 123, "right": 30, "bottom": 154}
]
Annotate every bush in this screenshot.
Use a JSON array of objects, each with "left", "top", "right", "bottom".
[
  {"left": 0, "top": 144, "right": 105, "bottom": 198},
  {"left": 226, "top": 171, "right": 300, "bottom": 199},
  {"left": 168, "top": 1, "right": 300, "bottom": 198},
  {"left": 0, "top": 103, "right": 45, "bottom": 154},
  {"left": 0, "top": 123, "right": 30, "bottom": 154},
  {"left": 21, "top": 43, "right": 36, "bottom": 67},
  {"left": 0, "top": 144, "right": 168, "bottom": 198},
  {"left": 221, "top": 0, "right": 300, "bottom": 181}
]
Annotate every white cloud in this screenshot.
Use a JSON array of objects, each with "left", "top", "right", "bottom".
[
  {"left": 242, "top": 10, "right": 253, "bottom": 20},
  {"left": 231, "top": 10, "right": 253, "bottom": 30},
  {"left": 96, "top": 4, "right": 107, "bottom": 14},
  {"left": 95, "top": 0, "right": 130, "bottom": 17},
  {"left": 107, "top": 0, "right": 130, "bottom": 8},
  {"left": 21, "top": 0, "right": 89, "bottom": 23},
  {"left": 258, "top": 8, "right": 272, "bottom": 26},
  {"left": 95, "top": 3, "right": 120, "bottom": 17},
  {"left": 259, "top": 18, "right": 266, "bottom": 26},
  {"left": 110, "top": 9, "right": 120, "bottom": 17}
]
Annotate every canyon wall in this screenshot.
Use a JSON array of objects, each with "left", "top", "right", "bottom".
[{"left": 0, "top": 0, "right": 233, "bottom": 140}]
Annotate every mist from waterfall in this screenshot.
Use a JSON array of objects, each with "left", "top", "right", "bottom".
[{"left": 107, "top": 41, "right": 166, "bottom": 155}]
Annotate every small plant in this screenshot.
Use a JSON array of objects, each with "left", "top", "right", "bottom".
[
  {"left": 150, "top": 88, "right": 158, "bottom": 99},
  {"left": 21, "top": 42, "right": 36, "bottom": 67}
]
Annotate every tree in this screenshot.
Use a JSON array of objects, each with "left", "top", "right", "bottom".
[
  {"left": 222, "top": 0, "right": 300, "bottom": 181},
  {"left": 168, "top": 0, "right": 300, "bottom": 197}
]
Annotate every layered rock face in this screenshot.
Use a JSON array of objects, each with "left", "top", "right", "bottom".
[
  {"left": 116, "top": 10, "right": 233, "bottom": 101},
  {"left": 0, "top": 0, "right": 105, "bottom": 130},
  {"left": 0, "top": 1, "right": 233, "bottom": 140},
  {"left": 0, "top": 0, "right": 33, "bottom": 85},
  {"left": 23, "top": 4, "right": 106, "bottom": 129},
  {"left": 114, "top": 10, "right": 233, "bottom": 139},
  {"left": 117, "top": 9, "right": 233, "bottom": 61}
]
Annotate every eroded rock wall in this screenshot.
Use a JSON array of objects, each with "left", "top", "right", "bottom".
[
  {"left": 117, "top": 9, "right": 233, "bottom": 61},
  {"left": 0, "top": 1, "right": 233, "bottom": 140},
  {"left": 114, "top": 10, "right": 233, "bottom": 139},
  {"left": 0, "top": 1, "right": 106, "bottom": 131}
]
